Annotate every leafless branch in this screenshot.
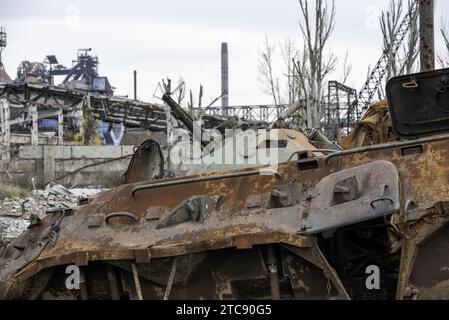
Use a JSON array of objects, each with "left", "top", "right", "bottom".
[
  {"left": 340, "top": 51, "right": 352, "bottom": 85},
  {"left": 257, "top": 36, "right": 281, "bottom": 105},
  {"left": 438, "top": 24, "right": 449, "bottom": 68}
]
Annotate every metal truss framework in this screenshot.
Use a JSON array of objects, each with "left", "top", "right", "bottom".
[
  {"left": 326, "top": 81, "right": 357, "bottom": 140},
  {"left": 195, "top": 104, "right": 289, "bottom": 123}
]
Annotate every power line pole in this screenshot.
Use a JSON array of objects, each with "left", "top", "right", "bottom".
[{"left": 419, "top": 0, "right": 435, "bottom": 72}]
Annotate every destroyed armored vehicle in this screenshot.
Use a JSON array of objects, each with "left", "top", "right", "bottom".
[{"left": 2, "top": 69, "right": 449, "bottom": 300}]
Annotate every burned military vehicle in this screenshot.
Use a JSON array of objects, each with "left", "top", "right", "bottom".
[{"left": 2, "top": 69, "right": 449, "bottom": 300}]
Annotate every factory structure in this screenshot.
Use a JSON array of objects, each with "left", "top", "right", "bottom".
[{"left": 0, "top": 31, "right": 296, "bottom": 152}]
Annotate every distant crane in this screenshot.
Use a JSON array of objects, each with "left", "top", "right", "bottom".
[{"left": 353, "top": 0, "right": 419, "bottom": 117}]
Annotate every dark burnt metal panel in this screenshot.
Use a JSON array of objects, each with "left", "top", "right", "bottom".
[
  {"left": 387, "top": 68, "right": 449, "bottom": 137},
  {"left": 409, "top": 223, "right": 449, "bottom": 299},
  {"left": 300, "top": 161, "right": 400, "bottom": 234},
  {"left": 125, "top": 139, "right": 164, "bottom": 184},
  {"left": 398, "top": 202, "right": 449, "bottom": 299}
]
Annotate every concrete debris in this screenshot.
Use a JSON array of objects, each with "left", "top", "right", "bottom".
[
  {"left": 45, "top": 182, "right": 73, "bottom": 197},
  {"left": 0, "top": 186, "right": 105, "bottom": 242}
]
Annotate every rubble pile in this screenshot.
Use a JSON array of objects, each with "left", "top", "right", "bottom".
[{"left": 0, "top": 185, "right": 104, "bottom": 242}]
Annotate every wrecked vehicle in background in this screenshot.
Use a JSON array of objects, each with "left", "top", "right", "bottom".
[{"left": 2, "top": 69, "right": 449, "bottom": 300}]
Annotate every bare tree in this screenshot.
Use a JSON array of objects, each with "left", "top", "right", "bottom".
[
  {"left": 280, "top": 39, "right": 300, "bottom": 104},
  {"left": 402, "top": 1, "right": 419, "bottom": 75},
  {"left": 293, "top": 0, "right": 337, "bottom": 129},
  {"left": 257, "top": 36, "right": 281, "bottom": 105},
  {"left": 340, "top": 51, "right": 352, "bottom": 85},
  {"left": 257, "top": 0, "right": 337, "bottom": 129},
  {"left": 258, "top": 37, "right": 301, "bottom": 106}
]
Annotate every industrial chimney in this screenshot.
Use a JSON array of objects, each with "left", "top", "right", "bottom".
[
  {"left": 0, "top": 26, "right": 7, "bottom": 70},
  {"left": 133, "top": 70, "right": 137, "bottom": 100},
  {"left": 221, "top": 42, "right": 229, "bottom": 116}
]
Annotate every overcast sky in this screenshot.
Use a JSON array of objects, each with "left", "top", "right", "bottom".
[{"left": 1, "top": 0, "right": 449, "bottom": 106}]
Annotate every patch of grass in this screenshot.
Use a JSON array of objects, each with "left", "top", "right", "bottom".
[{"left": 0, "top": 182, "right": 30, "bottom": 200}]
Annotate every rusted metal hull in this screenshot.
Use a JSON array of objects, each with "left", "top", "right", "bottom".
[{"left": 1, "top": 134, "right": 449, "bottom": 299}]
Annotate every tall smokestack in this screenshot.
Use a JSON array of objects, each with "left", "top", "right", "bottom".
[
  {"left": 221, "top": 42, "right": 229, "bottom": 115},
  {"left": 133, "top": 70, "right": 137, "bottom": 100},
  {"left": 419, "top": 0, "right": 435, "bottom": 72}
]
